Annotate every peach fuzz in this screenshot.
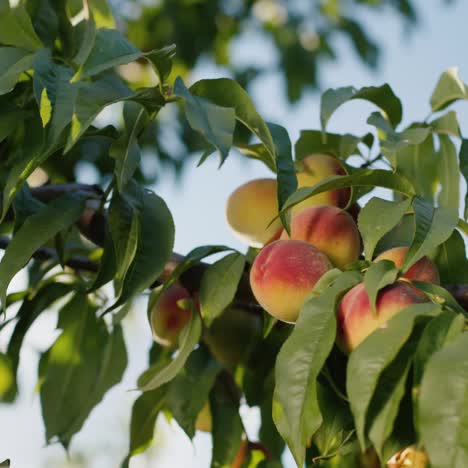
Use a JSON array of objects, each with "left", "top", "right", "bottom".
[
  {"left": 225, "top": 178, "right": 283, "bottom": 248},
  {"left": 336, "top": 282, "right": 424, "bottom": 353},
  {"left": 293, "top": 153, "right": 350, "bottom": 214},
  {"left": 374, "top": 246, "right": 440, "bottom": 284},
  {"left": 250, "top": 239, "right": 333, "bottom": 323},
  {"left": 150, "top": 284, "right": 192, "bottom": 347},
  {"left": 280, "top": 205, "right": 361, "bottom": 269}
]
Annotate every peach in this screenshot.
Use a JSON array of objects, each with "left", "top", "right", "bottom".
[
  {"left": 375, "top": 246, "right": 440, "bottom": 284},
  {"left": 204, "top": 306, "right": 261, "bottom": 366},
  {"left": 150, "top": 284, "right": 192, "bottom": 347},
  {"left": 293, "top": 153, "right": 350, "bottom": 214},
  {"left": 336, "top": 282, "right": 424, "bottom": 352},
  {"left": 250, "top": 239, "right": 333, "bottom": 323},
  {"left": 280, "top": 205, "right": 361, "bottom": 269},
  {"left": 225, "top": 178, "right": 283, "bottom": 247}
]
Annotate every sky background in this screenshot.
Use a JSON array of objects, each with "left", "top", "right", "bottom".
[{"left": 1, "top": 0, "right": 468, "bottom": 467}]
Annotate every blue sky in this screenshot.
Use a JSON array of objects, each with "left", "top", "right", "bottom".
[{"left": 1, "top": 1, "right": 467, "bottom": 467}]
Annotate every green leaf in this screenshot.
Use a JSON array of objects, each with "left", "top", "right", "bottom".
[
  {"left": 1, "top": 116, "right": 48, "bottom": 218},
  {"left": 111, "top": 102, "right": 148, "bottom": 192},
  {"left": 0, "top": 108, "right": 24, "bottom": 143},
  {"left": 73, "top": 12, "right": 96, "bottom": 65},
  {"left": 433, "top": 229, "right": 468, "bottom": 283},
  {"left": 174, "top": 77, "right": 236, "bottom": 164},
  {"left": 460, "top": 140, "right": 468, "bottom": 220},
  {"left": 295, "top": 130, "right": 366, "bottom": 161},
  {"left": 358, "top": 197, "right": 412, "bottom": 260},
  {"left": 363, "top": 261, "right": 399, "bottom": 314},
  {"left": 0, "top": 193, "right": 88, "bottom": 309},
  {"left": 65, "top": 74, "right": 134, "bottom": 152},
  {"left": 75, "top": 28, "right": 141, "bottom": 79},
  {"left": 89, "top": 0, "right": 115, "bottom": 28},
  {"left": 107, "top": 181, "right": 174, "bottom": 311},
  {"left": 0, "top": 6, "right": 43, "bottom": 50},
  {"left": 412, "top": 310, "right": 464, "bottom": 393},
  {"left": 430, "top": 110, "right": 460, "bottom": 137},
  {"left": 210, "top": 377, "right": 243, "bottom": 468},
  {"left": 40, "top": 295, "right": 122, "bottom": 447},
  {"left": 0, "top": 47, "right": 35, "bottom": 95},
  {"left": 121, "top": 387, "right": 167, "bottom": 468},
  {"left": 320, "top": 84, "right": 402, "bottom": 131},
  {"left": 145, "top": 44, "right": 175, "bottom": 86},
  {"left": 0, "top": 353, "right": 14, "bottom": 400},
  {"left": 199, "top": 252, "right": 245, "bottom": 327},
  {"left": 367, "top": 113, "right": 431, "bottom": 162},
  {"left": 347, "top": 303, "right": 441, "bottom": 449},
  {"left": 189, "top": 78, "right": 276, "bottom": 166},
  {"left": 167, "top": 347, "right": 221, "bottom": 439},
  {"left": 280, "top": 169, "right": 415, "bottom": 217},
  {"left": 411, "top": 281, "right": 467, "bottom": 315},
  {"left": 430, "top": 67, "right": 468, "bottom": 112},
  {"left": 5, "top": 282, "right": 70, "bottom": 402},
  {"left": 402, "top": 197, "right": 458, "bottom": 272},
  {"left": 314, "top": 381, "right": 353, "bottom": 456},
  {"left": 39, "top": 88, "right": 52, "bottom": 127},
  {"left": 438, "top": 135, "right": 460, "bottom": 212},
  {"left": 273, "top": 271, "right": 361, "bottom": 467},
  {"left": 58, "top": 322, "right": 127, "bottom": 445},
  {"left": 419, "top": 332, "right": 468, "bottom": 467},
  {"left": 268, "top": 122, "right": 297, "bottom": 232},
  {"left": 367, "top": 332, "right": 418, "bottom": 459},
  {"left": 137, "top": 311, "right": 202, "bottom": 391},
  {"left": 32, "top": 48, "right": 77, "bottom": 144},
  {"left": 390, "top": 132, "right": 438, "bottom": 202}
]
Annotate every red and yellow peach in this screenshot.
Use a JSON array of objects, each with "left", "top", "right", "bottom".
[
  {"left": 250, "top": 239, "right": 333, "bottom": 323},
  {"left": 150, "top": 284, "right": 192, "bottom": 347},
  {"left": 280, "top": 205, "right": 361, "bottom": 269},
  {"left": 226, "top": 178, "right": 282, "bottom": 247},
  {"left": 336, "top": 282, "right": 424, "bottom": 352},
  {"left": 293, "top": 153, "right": 350, "bottom": 214},
  {"left": 374, "top": 246, "right": 440, "bottom": 284}
]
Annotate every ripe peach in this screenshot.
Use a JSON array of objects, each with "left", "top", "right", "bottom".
[
  {"left": 374, "top": 246, "right": 440, "bottom": 284},
  {"left": 294, "top": 153, "right": 350, "bottom": 214},
  {"left": 150, "top": 284, "right": 192, "bottom": 347},
  {"left": 280, "top": 205, "right": 361, "bottom": 269},
  {"left": 336, "top": 282, "right": 424, "bottom": 352},
  {"left": 250, "top": 239, "right": 333, "bottom": 323},
  {"left": 204, "top": 306, "right": 261, "bottom": 366},
  {"left": 225, "top": 178, "right": 282, "bottom": 247}
]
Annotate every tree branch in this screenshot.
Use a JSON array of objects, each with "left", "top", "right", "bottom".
[{"left": 0, "top": 236, "right": 98, "bottom": 272}]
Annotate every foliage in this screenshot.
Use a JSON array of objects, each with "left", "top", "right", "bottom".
[{"left": 0, "top": 1, "right": 467, "bottom": 467}]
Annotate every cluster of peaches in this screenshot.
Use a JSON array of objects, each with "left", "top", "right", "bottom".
[{"left": 228, "top": 153, "right": 439, "bottom": 352}]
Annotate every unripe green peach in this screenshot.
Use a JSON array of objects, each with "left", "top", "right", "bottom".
[
  {"left": 204, "top": 307, "right": 262, "bottom": 366},
  {"left": 280, "top": 205, "right": 361, "bottom": 269},
  {"left": 293, "top": 153, "right": 350, "bottom": 214},
  {"left": 226, "top": 178, "right": 282, "bottom": 247},
  {"left": 195, "top": 402, "right": 212, "bottom": 433},
  {"left": 150, "top": 284, "right": 192, "bottom": 347},
  {"left": 250, "top": 239, "right": 333, "bottom": 323},
  {"left": 375, "top": 246, "right": 440, "bottom": 284},
  {"left": 336, "top": 282, "right": 424, "bottom": 353}
]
